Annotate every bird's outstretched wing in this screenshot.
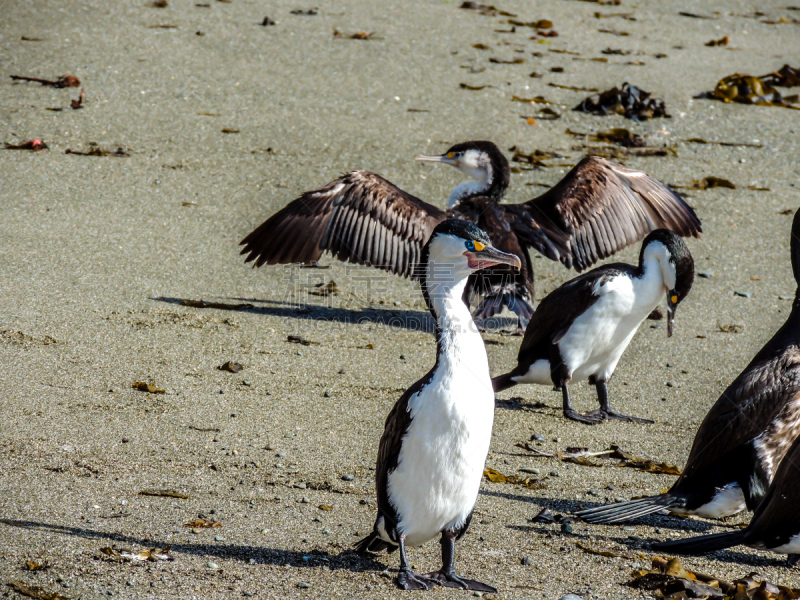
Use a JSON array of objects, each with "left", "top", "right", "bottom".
[
  {"left": 240, "top": 170, "right": 447, "bottom": 278},
  {"left": 504, "top": 156, "right": 702, "bottom": 271}
]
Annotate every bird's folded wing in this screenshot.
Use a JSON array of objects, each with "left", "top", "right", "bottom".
[
  {"left": 680, "top": 354, "right": 800, "bottom": 480},
  {"left": 507, "top": 156, "right": 702, "bottom": 272},
  {"left": 240, "top": 170, "right": 447, "bottom": 278}
]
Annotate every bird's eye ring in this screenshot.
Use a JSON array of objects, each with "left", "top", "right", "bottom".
[
  {"left": 446, "top": 152, "right": 455, "bottom": 159},
  {"left": 465, "top": 241, "right": 475, "bottom": 251}
]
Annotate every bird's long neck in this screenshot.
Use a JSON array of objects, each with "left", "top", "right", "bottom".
[
  {"left": 448, "top": 179, "right": 491, "bottom": 209},
  {"left": 423, "top": 265, "right": 490, "bottom": 380},
  {"left": 633, "top": 255, "right": 669, "bottom": 314}
]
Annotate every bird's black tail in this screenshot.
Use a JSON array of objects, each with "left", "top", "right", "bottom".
[
  {"left": 492, "top": 372, "right": 518, "bottom": 393},
  {"left": 353, "top": 531, "right": 394, "bottom": 555},
  {"left": 651, "top": 530, "right": 747, "bottom": 555},
  {"left": 575, "top": 494, "right": 679, "bottom": 524},
  {"left": 473, "top": 292, "right": 533, "bottom": 324}
]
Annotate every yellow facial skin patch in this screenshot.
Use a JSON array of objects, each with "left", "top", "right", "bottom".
[{"left": 473, "top": 241, "right": 486, "bottom": 252}]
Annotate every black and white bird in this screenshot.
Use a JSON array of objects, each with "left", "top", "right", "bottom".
[
  {"left": 651, "top": 430, "right": 800, "bottom": 567},
  {"left": 239, "top": 141, "right": 701, "bottom": 327},
  {"left": 492, "top": 229, "right": 694, "bottom": 424},
  {"left": 577, "top": 209, "right": 800, "bottom": 522},
  {"left": 355, "top": 219, "right": 520, "bottom": 591}
]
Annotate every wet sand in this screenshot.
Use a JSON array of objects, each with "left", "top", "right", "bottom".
[{"left": 1, "top": 0, "right": 800, "bottom": 598}]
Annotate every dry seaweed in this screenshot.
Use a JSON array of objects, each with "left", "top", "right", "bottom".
[
  {"left": 218, "top": 361, "right": 243, "bottom": 373},
  {"left": 7, "top": 581, "right": 71, "bottom": 600},
  {"left": 679, "top": 11, "right": 717, "bottom": 19},
  {"left": 460, "top": 83, "right": 490, "bottom": 90},
  {"left": 290, "top": 9, "right": 317, "bottom": 15},
  {"left": 509, "top": 147, "right": 562, "bottom": 167},
  {"left": 522, "top": 107, "right": 561, "bottom": 121},
  {"left": 133, "top": 382, "right": 165, "bottom": 394},
  {"left": 308, "top": 280, "right": 338, "bottom": 296},
  {"left": 598, "top": 27, "right": 630, "bottom": 35},
  {"left": 100, "top": 546, "right": 174, "bottom": 562},
  {"left": 459, "top": 1, "right": 517, "bottom": 17},
  {"left": 489, "top": 57, "right": 525, "bottom": 64},
  {"left": 483, "top": 468, "right": 546, "bottom": 489},
  {"left": 705, "top": 36, "right": 729, "bottom": 46},
  {"left": 287, "top": 335, "right": 317, "bottom": 345},
  {"left": 10, "top": 74, "right": 80, "bottom": 88},
  {"left": 4, "top": 140, "right": 48, "bottom": 151},
  {"left": 683, "top": 137, "right": 762, "bottom": 148},
  {"left": 70, "top": 89, "right": 85, "bottom": 109},
  {"left": 591, "top": 128, "right": 646, "bottom": 147},
  {"left": 575, "top": 82, "right": 670, "bottom": 119},
  {"left": 688, "top": 177, "right": 736, "bottom": 190},
  {"left": 333, "top": 29, "right": 376, "bottom": 40},
  {"left": 139, "top": 489, "right": 189, "bottom": 499},
  {"left": 65, "top": 146, "right": 129, "bottom": 157},
  {"left": 594, "top": 11, "right": 635, "bottom": 20},
  {"left": 221, "top": 128, "right": 239, "bottom": 134},
  {"left": 181, "top": 299, "right": 254, "bottom": 310},
  {"left": 23, "top": 561, "right": 49, "bottom": 572},
  {"left": 511, "top": 94, "right": 551, "bottom": 104},
  {"left": 507, "top": 19, "right": 553, "bottom": 28},
  {"left": 184, "top": 518, "right": 221, "bottom": 528},
  {"left": 627, "top": 556, "right": 800, "bottom": 599},
  {"left": 514, "top": 442, "right": 681, "bottom": 474},
  {"left": 701, "top": 65, "right": 800, "bottom": 110},
  {"left": 548, "top": 83, "right": 599, "bottom": 92}
]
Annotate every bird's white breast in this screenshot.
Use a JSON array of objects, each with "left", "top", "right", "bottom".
[
  {"left": 770, "top": 533, "right": 800, "bottom": 554},
  {"left": 387, "top": 328, "right": 495, "bottom": 547},
  {"left": 560, "top": 273, "right": 662, "bottom": 381},
  {"left": 676, "top": 482, "right": 745, "bottom": 519}
]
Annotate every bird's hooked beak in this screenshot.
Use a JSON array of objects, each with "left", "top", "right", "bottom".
[
  {"left": 415, "top": 152, "right": 459, "bottom": 168},
  {"left": 666, "top": 291, "right": 679, "bottom": 337},
  {"left": 464, "top": 244, "right": 521, "bottom": 271}
]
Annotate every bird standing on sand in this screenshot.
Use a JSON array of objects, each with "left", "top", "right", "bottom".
[
  {"left": 239, "top": 141, "right": 701, "bottom": 328},
  {"left": 651, "top": 430, "right": 800, "bottom": 566},
  {"left": 355, "top": 219, "right": 520, "bottom": 591},
  {"left": 577, "top": 209, "right": 800, "bottom": 522},
  {"left": 492, "top": 229, "right": 694, "bottom": 424}
]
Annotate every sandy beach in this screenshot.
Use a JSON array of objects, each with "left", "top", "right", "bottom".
[{"left": 2, "top": 0, "right": 800, "bottom": 598}]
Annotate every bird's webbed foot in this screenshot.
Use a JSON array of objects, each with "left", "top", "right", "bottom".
[
  {"left": 397, "top": 568, "right": 435, "bottom": 590},
  {"left": 423, "top": 570, "right": 497, "bottom": 592},
  {"left": 563, "top": 407, "right": 605, "bottom": 425}
]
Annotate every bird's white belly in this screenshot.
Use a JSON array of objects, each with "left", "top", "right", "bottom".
[
  {"left": 387, "top": 377, "right": 495, "bottom": 547},
  {"left": 677, "top": 483, "right": 746, "bottom": 518},
  {"left": 770, "top": 533, "right": 800, "bottom": 554},
  {"left": 560, "top": 292, "right": 645, "bottom": 382}
]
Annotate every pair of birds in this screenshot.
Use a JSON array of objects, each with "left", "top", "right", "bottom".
[
  {"left": 357, "top": 219, "right": 694, "bottom": 590},
  {"left": 241, "top": 140, "right": 702, "bottom": 424},
  {"left": 238, "top": 143, "right": 703, "bottom": 588},
  {"left": 578, "top": 209, "right": 800, "bottom": 566}
]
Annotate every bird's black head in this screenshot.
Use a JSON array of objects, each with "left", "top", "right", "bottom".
[
  {"left": 791, "top": 208, "right": 800, "bottom": 288},
  {"left": 418, "top": 219, "right": 521, "bottom": 318},
  {"left": 640, "top": 229, "right": 694, "bottom": 336},
  {"left": 415, "top": 140, "right": 510, "bottom": 202}
]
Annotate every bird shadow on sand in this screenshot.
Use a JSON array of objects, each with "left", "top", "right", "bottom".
[
  {"left": 151, "top": 296, "right": 521, "bottom": 334},
  {"left": 0, "top": 519, "right": 385, "bottom": 573},
  {"left": 151, "top": 295, "right": 436, "bottom": 333}
]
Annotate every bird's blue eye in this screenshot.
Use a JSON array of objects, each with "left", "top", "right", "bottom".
[{"left": 465, "top": 241, "right": 475, "bottom": 251}]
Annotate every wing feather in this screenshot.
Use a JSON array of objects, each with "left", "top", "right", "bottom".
[
  {"left": 506, "top": 156, "right": 701, "bottom": 272},
  {"left": 240, "top": 170, "right": 446, "bottom": 278}
]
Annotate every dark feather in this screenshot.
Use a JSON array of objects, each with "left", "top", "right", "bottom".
[
  {"left": 651, "top": 530, "right": 747, "bottom": 555},
  {"left": 510, "top": 156, "right": 702, "bottom": 272},
  {"left": 239, "top": 170, "right": 446, "bottom": 278}
]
